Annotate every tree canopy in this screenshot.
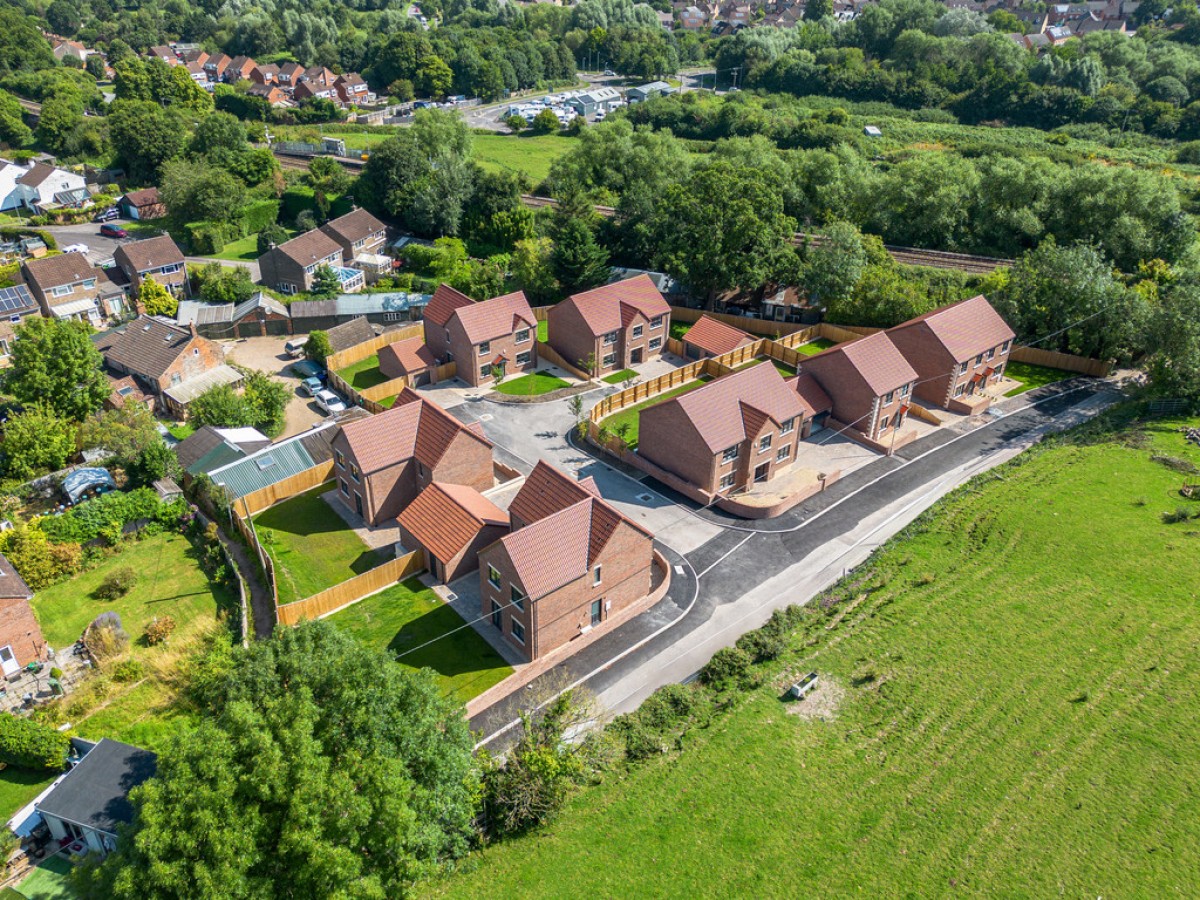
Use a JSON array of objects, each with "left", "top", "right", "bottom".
[{"left": 4, "top": 318, "right": 109, "bottom": 422}]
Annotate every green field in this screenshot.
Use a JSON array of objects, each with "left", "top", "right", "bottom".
[
  {"left": 493, "top": 372, "right": 570, "bottom": 395},
  {"left": 471, "top": 132, "right": 576, "bottom": 186},
  {"left": 1004, "top": 360, "right": 1072, "bottom": 396},
  {"left": 335, "top": 353, "right": 390, "bottom": 390},
  {"left": 328, "top": 577, "right": 513, "bottom": 703},
  {"left": 438, "top": 412, "right": 1200, "bottom": 897},
  {"left": 600, "top": 375, "right": 713, "bottom": 448},
  {"left": 254, "top": 483, "right": 392, "bottom": 604}
]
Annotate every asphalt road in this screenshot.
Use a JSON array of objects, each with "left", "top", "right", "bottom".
[
  {"left": 38, "top": 222, "right": 259, "bottom": 279},
  {"left": 465, "top": 378, "right": 1123, "bottom": 746}
]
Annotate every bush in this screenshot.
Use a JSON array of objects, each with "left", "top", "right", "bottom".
[
  {"left": 144, "top": 616, "right": 177, "bottom": 646},
  {"left": 94, "top": 566, "right": 137, "bottom": 600},
  {"left": 84, "top": 611, "right": 130, "bottom": 661},
  {"left": 0, "top": 525, "right": 82, "bottom": 591},
  {"left": 0, "top": 715, "right": 70, "bottom": 771},
  {"left": 40, "top": 488, "right": 170, "bottom": 545},
  {"left": 236, "top": 198, "right": 280, "bottom": 235},
  {"left": 110, "top": 658, "right": 146, "bottom": 682},
  {"left": 698, "top": 646, "right": 758, "bottom": 691},
  {"left": 735, "top": 628, "right": 788, "bottom": 664},
  {"left": 610, "top": 683, "right": 713, "bottom": 760},
  {"left": 184, "top": 220, "right": 239, "bottom": 255}
]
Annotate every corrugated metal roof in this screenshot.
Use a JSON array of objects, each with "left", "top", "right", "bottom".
[{"left": 209, "top": 430, "right": 323, "bottom": 499}]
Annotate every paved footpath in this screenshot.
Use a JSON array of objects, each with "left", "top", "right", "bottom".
[{"left": 469, "top": 378, "right": 1123, "bottom": 747}]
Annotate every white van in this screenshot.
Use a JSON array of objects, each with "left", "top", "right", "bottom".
[{"left": 284, "top": 337, "right": 309, "bottom": 358}]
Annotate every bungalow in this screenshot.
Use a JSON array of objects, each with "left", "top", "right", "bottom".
[
  {"left": 423, "top": 285, "right": 537, "bottom": 387},
  {"left": 21, "top": 252, "right": 104, "bottom": 325},
  {"left": 258, "top": 229, "right": 364, "bottom": 295},
  {"left": 119, "top": 186, "right": 167, "bottom": 220},
  {"left": 680, "top": 314, "right": 755, "bottom": 359},
  {"left": 246, "top": 83, "right": 287, "bottom": 105},
  {"left": 147, "top": 44, "right": 178, "bottom": 65},
  {"left": 0, "top": 553, "right": 45, "bottom": 677},
  {"left": 799, "top": 331, "right": 918, "bottom": 447},
  {"left": 318, "top": 208, "right": 388, "bottom": 264},
  {"left": 639, "top": 363, "right": 806, "bottom": 496},
  {"left": 175, "top": 292, "right": 290, "bottom": 338},
  {"left": 293, "top": 80, "right": 338, "bottom": 102},
  {"left": 36, "top": 739, "right": 156, "bottom": 856},
  {"left": 113, "top": 234, "right": 188, "bottom": 299},
  {"left": 397, "top": 483, "right": 509, "bottom": 583},
  {"left": 330, "top": 387, "right": 494, "bottom": 526},
  {"left": 547, "top": 274, "right": 670, "bottom": 377},
  {"left": 476, "top": 461, "right": 655, "bottom": 662},
  {"left": 378, "top": 336, "right": 438, "bottom": 385},
  {"left": 885, "top": 294, "right": 1016, "bottom": 414},
  {"left": 325, "top": 314, "right": 377, "bottom": 354},
  {"left": 51, "top": 38, "right": 90, "bottom": 62}
]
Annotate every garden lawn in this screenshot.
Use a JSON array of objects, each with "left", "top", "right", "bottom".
[
  {"left": 1004, "top": 360, "right": 1072, "bottom": 396},
  {"left": 537, "top": 320, "right": 548, "bottom": 342},
  {"left": 493, "top": 372, "right": 570, "bottom": 396},
  {"left": 471, "top": 132, "right": 576, "bottom": 185},
  {"left": 166, "top": 422, "right": 194, "bottom": 441},
  {"left": 329, "top": 577, "right": 513, "bottom": 703},
  {"left": 336, "top": 353, "right": 390, "bottom": 391},
  {"left": 601, "top": 369, "right": 637, "bottom": 385},
  {"left": 207, "top": 233, "right": 260, "bottom": 262},
  {"left": 254, "top": 483, "right": 391, "bottom": 604},
  {"left": 437, "top": 412, "right": 1200, "bottom": 898},
  {"left": 0, "top": 768, "right": 55, "bottom": 825},
  {"left": 796, "top": 337, "right": 836, "bottom": 356},
  {"left": 601, "top": 375, "right": 712, "bottom": 448},
  {"left": 17, "top": 854, "right": 77, "bottom": 900}
]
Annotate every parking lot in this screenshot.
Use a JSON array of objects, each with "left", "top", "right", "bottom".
[{"left": 222, "top": 335, "right": 328, "bottom": 438}]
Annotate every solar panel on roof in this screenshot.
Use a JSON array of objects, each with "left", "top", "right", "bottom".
[{"left": 0, "top": 285, "right": 35, "bottom": 314}]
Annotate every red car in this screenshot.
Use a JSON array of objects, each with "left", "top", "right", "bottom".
[{"left": 99, "top": 223, "right": 128, "bottom": 239}]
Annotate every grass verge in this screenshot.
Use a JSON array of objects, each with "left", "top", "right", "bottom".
[
  {"left": 601, "top": 368, "right": 638, "bottom": 385},
  {"left": 493, "top": 372, "right": 570, "bottom": 396}
]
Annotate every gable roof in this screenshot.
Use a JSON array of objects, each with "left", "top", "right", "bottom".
[
  {"left": 22, "top": 252, "right": 96, "bottom": 292},
  {"left": 101, "top": 315, "right": 199, "bottom": 380},
  {"left": 319, "top": 208, "right": 386, "bottom": 247},
  {"left": 378, "top": 337, "right": 437, "bottom": 374},
  {"left": 174, "top": 425, "right": 270, "bottom": 474},
  {"left": 122, "top": 187, "right": 161, "bottom": 208},
  {"left": 0, "top": 552, "right": 33, "bottom": 601},
  {"left": 336, "top": 387, "right": 492, "bottom": 475},
  {"left": 17, "top": 163, "right": 59, "bottom": 188},
  {"left": 889, "top": 295, "right": 1016, "bottom": 363},
  {"left": 424, "top": 283, "right": 475, "bottom": 327},
  {"left": 270, "top": 228, "right": 343, "bottom": 268},
  {"left": 397, "top": 482, "right": 508, "bottom": 562},
  {"left": 654, "top": 364, "right": 805, "bottom": 454},
  {"left": 36, "top": 739, "right": 157, "bottom": 837},
  {"left": 113, "top": 234, "right": 184, "bottom": 275},
  {"left": 560, "top": 274, "right": 670, "bottom": 337},
  {"left": 682, "top": 315, "right": 754, "bottom": 356},
  {"left": 791, "top": 372, "right": 833, "bottom": 417},
  {"left": 450, "top": 290, "right": 535, "bottom": 346},
  {"left": 326, "top": 315, "right": 376, "bottom": 353},
  {"left": 496, "top": 463, "right": 649, "bottom": 599},
  {"left": 803, "top": 331, "right": 918, "bottom": 396}
]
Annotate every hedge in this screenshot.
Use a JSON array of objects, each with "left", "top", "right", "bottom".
[
  {"left": 0, "top": 714, "right": 70, "bottom": 771},
  {"left": 39, "top": 488, "right": 184, "bottom": 545},
  {"left": 185, "top": 221, "right": 240, "bottom": 255},
  {"left": 238, "top": 199, "right": 280, "bottom": 235},
  {"left": 0, "top": 226, "right": 57, "bottom": 250}
]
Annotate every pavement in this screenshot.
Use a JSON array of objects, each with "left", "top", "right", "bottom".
[{"left": 464, "top": 377, "right": 1125, "bottom": 746}]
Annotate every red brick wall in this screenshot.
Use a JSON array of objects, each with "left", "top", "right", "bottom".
[
  {"left": 0, "top": 598, "right": 46, "bottom": 666},
  {"left": 638, "top": 401, "right": 719, "bottom": 492},
  {"left": 156, "top": 335, "right": 226, "bottom": 393},
  {"left": 547, "top": 302, "right": 601, "bottom": 374},
  {"left": 448, "top": 322, "right": 538, "bottom": 387}
]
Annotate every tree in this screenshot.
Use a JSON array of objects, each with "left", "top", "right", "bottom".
[
  {"left": 308, "top": 156, "right": 349, "bottom": 195},
  {"left": 107, "top": 100, "right": 187, "bottom": 183},
  {"left": 4, "top": 317, "right": 108, "bottom": 421},
  {"left": 35, "top": 95, "right": 84, "bottom": 155},
  {"left": 304, "top": 331, "right": 333, "bottom": 366},
  {"left": 160, "top": 160, "right": 246, "bottom": 224},
  {"left": 2, "top": 404, "right": 76, "bottom": 480},
  {"left": 654, "top": 161, "right": 797, "bottom": 309},
  {"left": 0, "top": 90, "right": 33, "bottom": 148},
  {"left": 139, "top": 276, "right": 178, "bottom": 317},
  {"left": 241, "top": 371, "right": 291, "bottom": 438},
  {"left": 79, "top": 400, "right": 160, "bottom": 466},
  {"left": 532, "top": 108, "right": 561, "bottom": 134},
  {"left": 191, "top": 263, "right": 256, "bottom": 305},
  {"left": 416, "top": 54, "right": 454, "bottom": 98},
  {"left": 512, "top": 237, "right": 559, "bottom": 303},
  {"left": 190, "top": 111, "right": 248, "bottom": 163},
  {"left": 256, "top": 224, "right": 289, "bottom": 256},
  {"left": 1145, "top": 278, "right": 1200, "bottom": 401},
  {"left": 804, "top": 0, "right": 833, "bottom": 19},
  {"left": 130, "top": 441, "right": 179, "bottom": 487},
  {"left": 801, "top": 220, "right": 867, "bottom": 304},
  {"left": 188, "top": 385, "right": 253, "bottom": 430},
  {"left": 309, "top": 265, "right": 341, "bottom": 300},
  {"left": 78, "top": 621, "right": 476, "bottom": 900},
  {"left": 551, "top": 217, "right": 609, "bottom": 294}
]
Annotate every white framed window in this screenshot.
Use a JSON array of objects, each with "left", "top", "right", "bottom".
[
  {"left": 488, "top": 565, "right": 501, "bottom": 589},
  {"left": 974, "top": 353, "right": 983, "bottom": 365},
  {"left": 603, "top": 331, "right": 618, "bottom": 345},
  {"left": 52, "top": 285, "right": 72, "bottom": 297},
  {"left": 511, "top": 620, "right": 525, "bottom": 644},
  {"left": 478, "top": 341, "right": 490, "bottom": 356},
  {"left": 880, "top": 414, "right": 890, "bottom": 430},
  {"left": 722, "top": 445, "right": 738, "bottom": 463},
  {"left": 515, "top": 350, "right": 531, "bottom": 365},
  {"left": 593, "top": 565, "right": 602, "bottom": 586},
  {"left": 776, "top": 445, "right": 790, "bottom": 462},
  {"left": 987, "top": 347, "right": 996, "bottom": 360},
  {"left": 511, "top": 586, "right": 525, "bottom": 611},
  {"left": 954, "top": 383, "right": 965, "bottom": 397},
  {"left": 1002, "top": 339, "right": 1011, "bottom": 352},
  {"left": 648, "top": 337, "right": 661, "bottom": 350},
  {"left": 650, "top": 315, "right": 663, "bottom": 329},
  {"left": 884, "top": 391, "right": 894, "bottom": 404},
  {"left": 632, "top": 324, "right": 643, "bottom": 338},
  {"left": 82, "top": 279, "right": 96, "bottom": 289},
  {"left": 515, "top": 329, "right": 530, "bottom": 343},
  {"left": 959, "top": 360, "right": 968, "bottom": 374},
  {"left": 602, "top": 353, "right": 616, "bottom": 367},
  {"left": 780, "top": 417, "right": 794, "bottom": 435},
  {"left": 759, "top": 434, "right": 772, "bottom": 453},
  {"left": 719, "top": 472, "right": 735, "bottom": 490},
  {"left": 901, "top": 383, "right": 910, "bottom": 396}
]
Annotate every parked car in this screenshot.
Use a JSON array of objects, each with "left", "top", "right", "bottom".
[
  {"left": 99, "top": 223, "right": 128, "bottom": 239},
  {"left": 603, "top": 69, "right": 615, "bottom": 76},
  {"left": 594, "top": 112, "right": 606, "bottom": 122},
  {"left": 62, "top": 243, "right": 89, "bottom": 255},
  {"left": 290, "top": 359, "right": 324, "bottom": 380},
  {"left": 314, "top": 389, "right": 347, "bottom": 415},
  {"left": 297, "top": 376, "right": 323, "bottom": 397},
  {"left": 284, "top": 337, "right": 308, "bottom": 358},
  {"left": 93, "top": 207, "right": 118, "bottom": 222}
]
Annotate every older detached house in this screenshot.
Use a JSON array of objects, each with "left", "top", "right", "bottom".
[
  {"left": 423, "top": 285, "right": 537, "bottom": 387},
  {"left": 318, "top": 208, "right": 388, "bottom": 263},
  {"left": 21, "top": 253, "right": 104, "bottom": 325},
  {"left": 0, "top": 553, "right": 45, "bottom": 677},
  {"left": 800, "top": 332, "right": 918, "bottom": 446},
  {"left": 639, "top": 364, "right": 805, "bottom": 497},
  {"left": 477, "top": 461, "right": 655, "bottom": 663},
  {"left": 397, "top": 483, "right": 509, "bottom": 583},
  {"left": 259, "top": 229, "right": 363, "bottom": 295},
  {"left": 330, "top": 388, "right": 494, "bottom": 526},
  {"left": 885, "top": 295, "right": 1016, "bottom": 414},
  {"left": 547, "top": 275, "right": 670, "bottom": 376},
  {"left": 113, "top": 234, "right": 188, "bottom": 299}
]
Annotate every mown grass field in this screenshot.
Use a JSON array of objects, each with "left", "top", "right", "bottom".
[
  {"left": 1004, "top": 360, "right": 1072, "bottom": 396},
  {"left": 329, "top": 577, "right": 512, "bottom": 703},
  {"left": 438, "top": 411, "right": 1200, "bottom": 898},
  {"left": 470, "top": 132, "right": 575, "bottom": 186}
]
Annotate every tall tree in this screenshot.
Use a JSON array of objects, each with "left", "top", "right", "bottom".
[
  {"left": 551, "top": 217, "right": 610, "bottom": 294},
  {"left": 4, "top": 318, "right": 108, "bottom": 421},
  {"left": 800, "top": 220, "right": 867, "bottom": 304},
  {"left": 79, "top": 400, "right": 161, "bottom": 465},
  {"left": 1146, "top": 277, "right": 1200, "bottom": 401},
  {"left": 107, "top": 100, "right": 187, "bottom": 183},
  {"left": 1, "top": 404, "right": 76, "bottom": 480}
]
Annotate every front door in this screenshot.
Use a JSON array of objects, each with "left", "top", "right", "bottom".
[
  {"left": 630, "top": 348, "right": 643, "bottom": 364},
  {"left": 0, "top": 646, "right": 16, "bottom": 677},
  {"left": 354, "top": 492, "right": 364, "bottom": 517},
  {"left": 754, "top": 462, "right": 770, "bottom": 483},
  {"left": 493, "top": 359, "right": 506, "bottom": 380}
]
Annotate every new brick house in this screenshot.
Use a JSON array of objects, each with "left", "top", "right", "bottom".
[
  {"left": 547, "top": 274, "right": 671, "bottom": 376},
  {"left": 885, "top": 294, "right": 1016, "bottom": 414},
  {"left": 113, "top": 235, "right": 188, "bottom": 299},
  {"left": 423, "top": 285, "right": 537, "bottom": 387},
  {"left": 21, "top": 252, "right": 104, "bottom": 325},
  {"left": 329, "top": 387, "right": 494, "bottom": 526},
  {"left": 378, "top": 336, "right": 438, "bottom": 385},
  {"left": 639, "top": 364, "right": 806, "bottom": 496},
  {"left": 0, "top": 553, "right": 45, "bottom": 677},
  {"left": 799, "top": 332, "right": 918, "bottom": 445},
  {"left": 681, "top": 314, "right": 755, "bottom": 359},
  {"left": 476, "top": 461, "right": 655, "bottom": 662},
  {"left": 318, "top": 208, "right": 388, "bottom": 264},
  {"left": 397, "top": 483, "right": 509, "bottom": 583},
  {"left": 259, "top": 229, "right": 362, "bottom": 295}
]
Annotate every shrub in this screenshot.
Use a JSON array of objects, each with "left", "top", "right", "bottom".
[
  {"left": 94, "top": 566, "right": 137, "bottom": 600},
  {"left": 610, "top": 683, "right": 714, "bottom": 761},
  {"left": 1162, "top": 506, "right": 1197, "bottom": 524},
  {"left": 698, "top": 646, "right": 757, "bottom": 691},
  {"left": 40, "top": 488, "right": 166, "bottom": 545},
  {"left": 49, "top": 667, "right": 62, "bottom": 680},
  {"left": 144, "top": 616, "right": 177, "bottom": 646},
  {"left": 110, "top": 658, "right": 146, "bottom": 683},
  {"left": 84, "top": 611, "right": 130, "bottom": 661},
  {"left": 0, "top": 524, "right": 81, "bottom": 590},
  {"left": 735, "top": 628, "right": 788, "bottom": 664},
  {"left": 0, "top": 715, "right": 70, "bottom": 771}
]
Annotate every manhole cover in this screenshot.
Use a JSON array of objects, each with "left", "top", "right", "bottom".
[
  {"left": 636, "top": 492, "right": 653, "bottom": 503},
  {"left": 479, "top": 414, "right": 493, "bottom": 422}
]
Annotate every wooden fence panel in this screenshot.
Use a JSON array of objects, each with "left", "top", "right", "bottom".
[
  {"left": 326, "top": 324, "right": 423, "bottom": 373},
  {"left": 773, "top": 327, "right": 820, "bottom": 350},
  {"left": 1009, "top": 346, "right": 1112, "bottom": 377},
  {"left": 818, "top": 323, "right": 878, "bottom": 342},
  {"left": 361, "top": 376, "right": 408, "bottom": 402},
  {"left": 276, "top": 552, "right": 425, "bottom": 625},
  {"left": 536, "top": 341, "right": 592, "bottom": 381},
  {"left": 667, "top": 306, "right": 808, "bottom": 338},
  {"left": 234, "top": 463, "right": 335, "bottom": 518}
]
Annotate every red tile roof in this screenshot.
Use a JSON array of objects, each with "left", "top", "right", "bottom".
[
  {"left": 451, "top": 290, "right": 535, "bottom": 346},
  {"left": 507, "top": 460, "right": 594, "bottom": 525},
  {"left": 336, "top": 387, "right": 491, "bottom": 475},
  {"left": 378, "top": 337, "right": 436, "bottom": 374},
  {"left": 804, "top": 332, "right": 917, "bottom": 397},
  {"left": 652, "top": 364, "right": 804, "bottom": 454},
  {"left": 791, "top": 372, "right": 833, "bottom": 417},
  {"left": 561, "top": 274, "right": 670, "bottom": 337},
  {"left": 682, "top": 315, "right": 754, "bottom": 356},
  {"left": 424, "top": 283, "right": 474, "bottom": 327},
  {"left": 889, "top": 295, "right": 1016, "bottom": 362},
  {"left": 397, "top": 482, "right": 507, "bottom": 562}
]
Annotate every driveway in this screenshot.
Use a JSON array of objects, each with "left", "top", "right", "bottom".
[
  {"left": 39, "top": 223, "right": 260, "bottom": 279},
  {"left": 221, "top": 336, "right": 328, "bottom": 438}
]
